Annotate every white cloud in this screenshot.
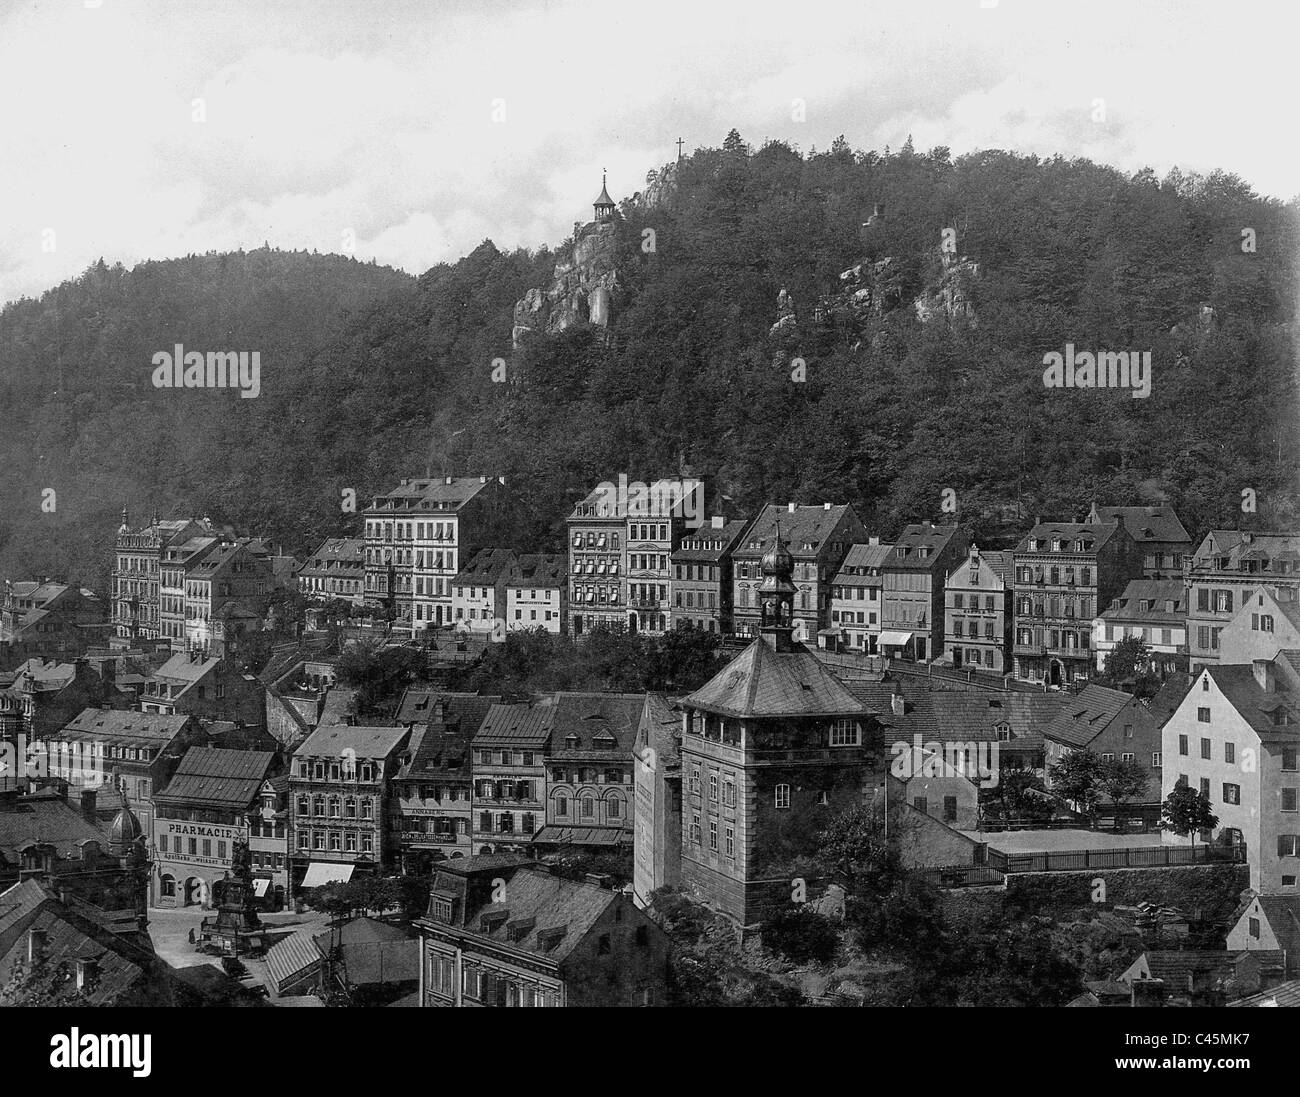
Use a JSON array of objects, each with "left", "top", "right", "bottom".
[{"left": 0, "top": 0, "right": 1293, "bottom": 306}]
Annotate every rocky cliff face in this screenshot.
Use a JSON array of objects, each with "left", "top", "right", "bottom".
[
  {"left": 912, "top": 252, "right": 978, "bottom": 325},
  {"left": 630, "top": 161, "right": 679, "bottom": 211},
  {"left": 511, "top": 219, "right": 619, "bottom": 348}
]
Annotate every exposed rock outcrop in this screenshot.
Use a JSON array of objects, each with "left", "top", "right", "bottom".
[
  {"left": 913, "top": 252, "right": 979, "bottom": 325},
  {"left": 511, "top": 219, "right": 619, "bottom": 348}
]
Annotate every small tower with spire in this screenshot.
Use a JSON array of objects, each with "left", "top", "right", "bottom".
[
  {"left": 593, "top": 172, "right": 615, "bottom": 222},
  {"left": 757, "top": 524, "right": 798, "bottom": 652}
]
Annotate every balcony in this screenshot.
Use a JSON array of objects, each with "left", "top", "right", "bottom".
[{"left": 1013, "top": 643, "right": 1044, "bottom": 655}]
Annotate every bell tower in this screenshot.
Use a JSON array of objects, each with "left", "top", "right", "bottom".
[{"left": 757, "top": 524, "right": 797, "bottom": 652}]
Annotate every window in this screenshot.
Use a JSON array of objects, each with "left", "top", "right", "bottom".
[
  {"left": 943, "top": 796, "right": 957, "bottom": 822},
  {"left": 725, "top": 826, "right": 734, "bottom": 855},
  {"left": 1201, "top": 738, "right": 1211, "bottom": 760},
  {"left": 1100, "top": 753, "right": 1115, "bottom": 763},
  {"left": 913, "top": 797, "right": 928, "bottom": 813},
  {"left": 201, "top": 839, "right": 211, "bottom": 857},
  {"left": 722, "top": 778, "right": 735, "bottom": 808},
  {"left": 690, "top": 814, "right": 701, "bottom": 843},
  {"left": 1248, "top": 917, "right": 1260, "bottom": 939},
  {"left": 774, "top": 784, "right": 791, "bottom": 810},
  {"left": 1152, "top": 752, "right": 1162, "bottom": 767},
  {"left": 1223, "top": 783, "right": 1240, "bottom": 805},
  {"left": 556, "top": 795, "right": 568, "bottom": 817},
  {"left": 1284, "top": 788, "right": 1299, "bottom": 813},
  {"left": 1178, "top": 735, "right": 1188, "bottom": 756},
  {"left": 361, "top": 834, "right": 372, "bottom": 854},
  {"left": 709, "top": 821, "right": 718, "bottom": 850},
  {"left": 607, "top": 798, "right": 620, "bottom": 819},
  {"left": 1284, "top": 748, "right": 1298, "bottom": 772},
  {"left": 217, "top": 841, "right": 226, "bottom": 859},
  {"left": 1278, "top": 835, "right": 1300, "bottom": 858},
  {"left": 1200, "top": 777, "right": 1211, "bottom": 800},
  {"left": 1225, "top": 743, "right": 1235, "bottom": 764},
  {"left": 1197, "top": 707, "right": 1211, "bottom": 723},
  {"left": 581, "top": 797, "right": 594, "bottom": 818},
  {"left": 708, "top": 774, "right": 718, "bottom": 803},
  {"left": 829, "top": 718, "right": 860, "bottom": 747},
  {"left": 598, "top": 934, "right": 611, "bottom": 955}
]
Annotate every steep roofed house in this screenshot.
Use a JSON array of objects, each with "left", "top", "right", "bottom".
[
  {"left": 470, "top": 702, "right": 555, "bottom": 855},
  {"left": 299, "top": 538, "right": 367, "bottom": 606},
  {"left": 415, "top": 855, "right": 669, "bottom": 1007},
  {"left": 1012, "top": 520, "right": 1144, "bottom": 687},
  {"left": 183, "top": 540, "right": 273, "bottom": 653},
  {"left": 451, "top": 548, "right": 519, "bottom": 636},
  {"left": 1086, "top": 503, "right": 1193, "bottom": 579},
  {"left": 732, "top": 503, "right": 868, "bottom": 642},
  {"left": 1, "top": 580, "right": 104, "bottom": 667},
  {"left": 0, "top": 658, "right": 127, "bottom": 746},
  {"left": 287, "top": 723, "right": 411, "bottom": 893},
  {"left": 1092, "top": 578, "right": 1189, "bottom": 677},
  {"left": 1042, "top": 683, "right": 1164, "bottom": 810},
  {"left": 943, "top": 544, "right": 1013, "bottom": 673},
  {"left": 1162, "top": 654, "right": 1300, "bottom": 894},
  {"left": 504, "top": 553, "right": 567, "bottom": 635},
  {"left": 151, "top": 747, "right": 284, "bottom": 909},
  {"left": 1184, "top": 530, "right": 1300, "bottom": 669},
  {"left": 389, "top": 692, "right": 500, "bottom": 871},
  {"left": 881, "top": 522, "right": 970, "bottom": 664},
  {"left": 671, "top": 516, "right": 751, "bottom": 635},
  {"left": 1216, "top": 586, "right": 1300, "bottom": 666},
  {"left": 1227, "top": 895, "right": 1300, "bottom": 977},
  {"left": 535, "top": 692, "right": 642, "bottom": 855},
  {"left": 140, "top": 649, "right": 265, "bottom": 729},
  {"left": 829, "top": 540, "right": 891, "bottom": 654}
]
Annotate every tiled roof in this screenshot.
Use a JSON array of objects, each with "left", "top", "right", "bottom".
[
  {"left": 1229, "top": 978, "right": 1300, "bottom": 1007},
  {"left": 60, "top": 708, "right": 193, "bottom": 744},
  {"left": 1129, "top": 950, "right": 1283, "bottom": 985},
  {"left": 884, "top": 525, "right": 963, "bottom": 570},
  {"left": 547, "top": 692, "right": 643, "bottom": 755},
  {"left": 1043, "top": 684, "right": 1134, "bottom": 748},
  {"left": 1014, "top": 522, "right": 1122, "bottom": 554},
  {"left": 473, "top": 703, "right": 556, "bottom": 747},
  {"left": 1147, "top": 672, "right": 1193, "bottom": 728},
  {"left": 453, "top": 548, "right": 519, "bottom": 586},
  {"left": 311, "top": 918, "right": 418, "bottom": 985},
  {"left": 293, "top": 723, "right": 409, "bottom": 761},
  {"left": 0, "top": 797, "right": 113, "bottom": 862},
  {"left": 1089, "top": 505, "right": 1192, "bottom": 545},
  {"left": 154, "top": 748, "right": 277, "bottom": 809},
  {"left": 1100, "top": 579, "right": 1187, "bottom": 623},
  {"left": 735, "top": 504, "right": 856, "bottom": 558},
  {"left": 318, "top": 687, "right": 358, "bottom": 726},
  {"left": 835, "top": 542, "right": 892, "bottom": 577},
  {"left": 1205, "top": 665, "right": 1300, "bottom": 740},
  {"left": 365, "top": 477, "right": 495, "bottom": 514},
  {"left": 674, "top": 519, "right": 751, "bottom": 563},
  {"left": 302, "top": 538, "right": 365, "bottom": 572},
  {"left": 507, "top": 553, "right": 566, "bottom": 587},
  {"left": 685, "top": 639, "right": 868, "bottom": 718},
  {"left": 460, "top": 869, "right": 620, "bottom": 962},
  {"left": 153, "top": 651, "right": 220, "bottom": 683},
  {"left": 265, "top": 925, "right": 322, "bottom": 991},
  {"left": 639, "top": 692, "right": 682, "bottom": 771},
  {"left": 1190, "top": 531, "right": 1300, "bottom": 570},
  {"left": 1256, "top": 896, "right": 1300, "bottom": 955}
]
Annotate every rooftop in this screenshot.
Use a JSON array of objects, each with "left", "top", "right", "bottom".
[{"left": 685, "top": 638, "right": 868, "bottom": 719}]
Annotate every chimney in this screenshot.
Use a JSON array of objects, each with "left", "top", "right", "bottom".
[
  {"left": 81, "top": 789, "right": 97, "bottom": 822},
  {"left": 891, "top": 691, "right": 905, "bottom": 718},
  {"left": 787, "top": 502, "right": 796, "bottom": 514},
  {"left": 445, "top": 476, "right": 453, "bottom": 485},
  {"left": 824, "top": 502, "right": 832, "bottom": 511},
  {"left": 497, "top": 476, "right": 506, "bottom": 486},
  {"left": 480, "top": 476, "right": 487, "bottom": 484},
  {"left": 868, "top": 536, "right": 879, "bottom": 546},
  {"left": 711, "top": 516, "right": 725, "bottom": 529},
  {"left": 399, "top": 478, "right": 408, "bottom": 486},
  {"left": 27, "top": 929, "right": 47, "bottom": 965},
  {"left": 1253, "top": 659, "right": 1275, "bottom": 693}
]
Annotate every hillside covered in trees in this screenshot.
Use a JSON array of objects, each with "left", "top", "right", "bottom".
[{"left": 2, "top": 133, "right": 1296, "bottom": 594}]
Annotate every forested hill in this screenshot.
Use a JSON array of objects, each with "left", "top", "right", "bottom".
[{"left": 2, "top": 134, "right": 1297, "bottom": 594}]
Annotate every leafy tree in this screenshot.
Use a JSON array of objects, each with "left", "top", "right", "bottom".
[
  {"left": 1160, "top": 784, "right": 1219, "bottom": 849},
  {"left": 760, "top": 906, "right": 840, "bottom": 965},
  {"left": 1097, "top": 755, "right": 1150, "bottom": 826},
  {"left": 1049, "top": 749, "right": 1104, "bottom": 820}
]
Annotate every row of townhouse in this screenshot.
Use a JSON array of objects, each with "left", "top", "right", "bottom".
[{"left": 449, "top": 550, "right": 567, "bottom": 636}]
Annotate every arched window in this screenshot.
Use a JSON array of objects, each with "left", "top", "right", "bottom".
[{"left": 160, "top": 874, "right": 176, "bottom": 898}]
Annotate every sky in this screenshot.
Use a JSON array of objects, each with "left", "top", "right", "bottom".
[{"left": 1, "top": 0, "right": 1295, "bottom": 306}]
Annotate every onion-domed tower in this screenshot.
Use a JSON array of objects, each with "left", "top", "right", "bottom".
[
  {"left": 110, "top": 787, "right": 144, "bottom": 855},
  {"left": 756, "top": 525, "right": 797, "bottom": 650}
]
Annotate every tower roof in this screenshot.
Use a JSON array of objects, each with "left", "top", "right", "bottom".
[{"left": 594, "top": 174, "right": 614, "bottom": 208}]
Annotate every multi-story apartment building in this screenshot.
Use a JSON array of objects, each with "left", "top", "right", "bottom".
[
  {"left": 671, "top": 516, "right": 750, "bottom": 634},
  {"left": 732, "top": 503, "right": 868, "bottom": 641},
  {"left": 451, "top": 548, "right": 518, "bottom": 636},
  {"left": 416, "top": 854, "right": 670, "bottom": 1007},
  {"left": 113, "top": 512, "right": 212, "bottom": 640},
  {"left": 183, "top": 541, "right": 273, "bottom": 652},
  {"left": 1086, "top": 503, "right": 1194, "bottom": 579},
  {"left": 159, "top": 535, "right": 219, "bottom": 650},
  {"left": 880, "top": 523, "right": 970, "bottom": 664},
  {"left": 503, "top": 553, "right": 566, "bottom": 635},
  {"left": 1092, "top": 578, "right": 1188, "bottom": 676},
  {"left": 298, "top": 538, "right": 367, "bottom": 605},
  {"left": 249, "top": 774, "right": 290, "bottom": 909},
  {"left": 139, "top": 649, "right": 266, "bottom": 728},
  {"left": 362, "top": 476, "right": 511, "bottom": 637},
  {"left": 0, "top": 581, "right": 105, "bottom": 667},
  {"left": 943, "top": 544, "right": 1012, "bottom": 673},
  {"left": 1162, "top": 656, "right": 1300, "bottom": 894},
  {"left": 828, "top": 540, "right": 890, "bottom": 654},
  {"left": 151, "top": 747, "right": 284, "bottom": 908},
  {"left": 567, "top": 478, "right": 703, "bottom": 636},
  {"left": 679, "top": 538, "right": 882, "bottom": 925},
  {"left": 1011, "top": 521, "right": 1143, "bottom": 687},
  {"left": 1184, "top": 531, "right": 1300, "bottom": 669},
  {"left": 287, "top": 723, "right": 411, "bottom": 893},
  {"left": 470, "top": 702, "right": 554, "bottom": 854},
  {"left": 389, "top": 693, "right": 498, "bottom": 871},
  {"left": 567, "top": 486, "right": 627, "bottom": 635},
  {"left": 40, "top": 709, "right": 209, "bottom": 837},
  {"left": 534, "top": 693, "right": 641, "bottom": 854}
]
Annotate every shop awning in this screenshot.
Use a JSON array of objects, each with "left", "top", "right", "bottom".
[
  {"left": 252, "top": 879, "right": 270, "bottom": 897},
  {"left": 300, "top": 862, "right": 354, "bottom": 889},
  {"left": 532, "top": 825, "right": 627, "bottom": 847},
  {"left": 879, "top": 630, "right": 914, "bottom": 647},
  {"left": 817, "top": 628, "right": 842, "bottom": 637}
]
